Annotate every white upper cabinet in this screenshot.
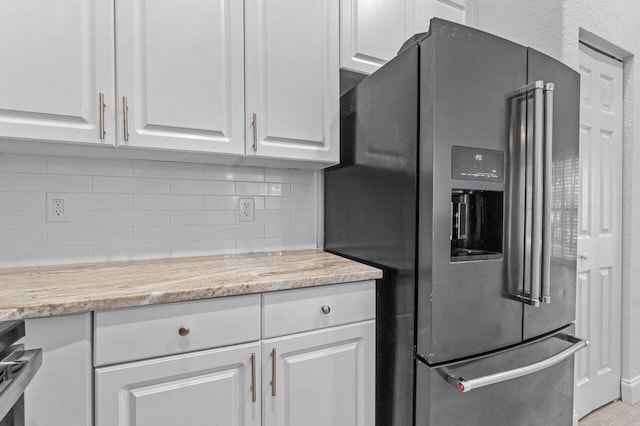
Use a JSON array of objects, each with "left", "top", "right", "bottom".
[
  {"left": 115, "top": 0, "right": 245, "bottom": 154},
  {"left": 0, "top": 0, "right": 115, "bottom": 145},
  {"left": 245, "top": 0, "right": 340, "bottom": 163},
  {"left": 341, "top": 0, "right": 471, "bottom": 74}
]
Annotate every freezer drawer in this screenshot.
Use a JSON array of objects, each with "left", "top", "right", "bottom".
[{"left": 416, "top": 331, "right": 586, "bottom": 426}]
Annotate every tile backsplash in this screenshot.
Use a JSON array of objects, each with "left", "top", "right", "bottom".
[{"left": 0, "top": 154, "right": 318, "bottom": 267}]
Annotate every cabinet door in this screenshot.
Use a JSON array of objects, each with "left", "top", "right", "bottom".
[
  {"left": 115, "top": 0, "right": 244, "bottom": 154},
  {"left": 340, "top": 0, "right": 416, "bottom": 74},
  {"left": 95, "top": 342, "right": 261, "bottom": 426},
  {"left": 245, "top": 0, "right": 339, "bottom": 163},
  {"left": 263, "top": 321, "right": 375, "bottom": 426},
  {"left": 24, "top": 314, "right": 93, "bottom": 426},
  {"left": 0, "top": 0, "right": 115, "bottom": 145},
  {"left": 341, "top": 0, "right": 471, "bottom": 75}
]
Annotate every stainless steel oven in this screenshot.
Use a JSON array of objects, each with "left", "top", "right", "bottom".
[{"left": 0, "top": 321, "right": 42, "bottom": 426}]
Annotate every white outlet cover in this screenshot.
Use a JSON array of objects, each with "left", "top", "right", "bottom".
[
  {"left": 238, "top": 198, "right": 255, "bottom": 222},
  {"left": 47, "top": 192, "right": 71, "bottom": 223}
]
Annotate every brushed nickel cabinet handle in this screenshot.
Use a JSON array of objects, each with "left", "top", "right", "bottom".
[
  {"left": 99, "top": 93, "right": 106, "bottom": 140},
  {"left": 271, "top": 347, "right": 276, "bottom": 397},
  {"left": 252, "top": 113, "right": 258, "bottom": 152},
  {"left": 321, "top": 305, "right": 331, "bottom": 315},
  {"left": 178, "top": 325, "right": 190, "bottom": 336},
  {"left": 250, "top": 352, "right": 256, "bottom": 403},
  {"left": 122, "top": 96, "right": 129, "bottom": 142}
]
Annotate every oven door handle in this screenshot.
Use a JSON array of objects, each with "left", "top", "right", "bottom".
[
  {"left": 440, "top": 334, "right": 587, "bottom": 393},
  {"left": 0, "top": 348, "right": 43, "bottom": 421}
]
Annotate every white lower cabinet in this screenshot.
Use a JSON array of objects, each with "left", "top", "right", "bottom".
[
  {"left": 263, "top": 321, "right": 375, "bottom": 426},
  {"left": 91, "top": 280, "right": 375, "bottom": 426},
  {"left": 24, "top": 314, "right": 93, "bottom": 426},
  {"left": 95, "top": 342, "right": 261, "bottom": 426}
]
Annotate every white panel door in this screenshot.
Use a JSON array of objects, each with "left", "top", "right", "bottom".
[
  {"left": 0, "top": 0, "right": 115, "bottom": 145},
  {"left": 574, "top": 43, "right": 623, "bottom": 419},
  {"left": 340, "top": 0, "right": 471, "bottom": 75},
  {"left": 95, "top": 342, "right": 261, "bottom": 426},
  {"left": 262, "top": 321, "right": 375, "bottom": 426},
  {"left": 245, "top": 0, "right": 339, "bottom": 163},
  {"left": 115, "top": 0, "right": 244, "bottom": 154}
]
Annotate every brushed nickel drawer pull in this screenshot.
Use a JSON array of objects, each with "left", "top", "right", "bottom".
[
  {"left": 178, "top": 325, "right": 190, "bottom": 336},
  {"left": 321, "top": 305, "right": 331, "bottom": 315},
  {"left": 250, "top": 352, "right": 256, "bottom": 403},
  {"left": 271, "top": 347, "right": 276, "bottom": 396}
]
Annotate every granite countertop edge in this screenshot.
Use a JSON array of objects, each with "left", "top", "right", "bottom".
[{"left": 0, "top": 250, "right": 383, "bottom": 321}]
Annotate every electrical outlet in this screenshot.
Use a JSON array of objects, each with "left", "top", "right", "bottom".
[
  {"left": 47, "top": 193, "right": 71, "bottom": 223},
  {"left": 238, "top": 198, "right": 255, "bottom": 222}
]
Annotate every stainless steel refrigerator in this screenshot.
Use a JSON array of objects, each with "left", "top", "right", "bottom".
[{"left": 325, "top": 19, "right": 587, "bottom": 426}]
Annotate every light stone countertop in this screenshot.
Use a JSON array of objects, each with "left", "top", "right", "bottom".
[{"left": 0, "top": 249, "right": 382, "bottom": 321}]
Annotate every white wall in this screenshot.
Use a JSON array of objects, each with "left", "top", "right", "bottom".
[
  {"left": 473, "top": 0, "right": 640, "bottom": 404},
  {"left": 0, "top": 153, "right": 317, "bottom": 267}
]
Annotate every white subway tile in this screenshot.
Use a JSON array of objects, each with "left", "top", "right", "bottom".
[
  {"left": 0, "top": 229, "right": 47, "bottom": 248},
  {"left": 236, "top": 182, "right": 290, "bottom": 196},
  {"left": 0, "top": 211, "right": 44, "bottom": 229},
  {"left": 265, "top": 196, "right": 314, "bottom": 210},
  {"left": 291, "top": 235, "right": 317, "bottom": 249},
  {"left": 93, "top": 243, "right": 171, "bottom": 262},
  {"left": 204, "top": 196, "right": 265, "bottom": 210},
  {"left": 93, "top": 211, "right": 171, "bottom": 227},
  {"left": 291, "top": 183, "right": 314, "bottom": 198},
  {"left": 0, "top": 192, "right": 45, "bottom": 210},
  {"left": 170, "top": 240, "right": 236, "bottom": 257},
  {"left": 255, "top": 210, "right": 291, "bottom": 224},
  {"left": 134, "top": 226, "right": 204, "bottom": 243},
  {"left": 235, "top": 238, "right": 292, "bottom": 253},
  {"left": 171, "top": 211, "right": 236, "bottom": 226},
  {"left": 44, "top": 211, "right": 93, "bottom": 228},
  {"left": 204, "top": 224, "right": 264, "bottom": 240},
  {"left": 0, "top": 173, "right": 91, "bottom": 192},
  {"left": 265, "top": 223, "right": 315, "bottom": 238},
  {"left": 72, "top": 193, "right": 132, "bottom": 211},
  {"left": 265, "top": 168, "right": 316, "bottom": 184},
  {"left": 291, "top": 210, "right": 316, "bottom": 224},
  {"left": 133, "top": 160, "right": 204, "bottom": 180},
  {"left": 0, "top": 154, "right": 47, "bottom": 173},
  {"left": 48, "top": 157, "right": 132, "bottom": 176},
  {"left": 205, "top": 165, "right": 264, "bottom": 182},
  {"left": 134, "top": 194, "right": 203, "bottom": 210},
  {"left": 48, "top": 227, "right": 133, "bottom": 246},
  {"left": 92, "top": 176, "right": 169, "bottom": 194},
  {"left": 0, "top": 246, "right": 93, "bottom": 267},
  {"left": 170, "top": 179, "right": 235, "bottom": 195}
]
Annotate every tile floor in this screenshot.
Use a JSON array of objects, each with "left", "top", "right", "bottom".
[{"left": 579, "top": 400, "right": 640, "bottom": 425}]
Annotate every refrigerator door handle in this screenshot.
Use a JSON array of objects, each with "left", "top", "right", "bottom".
[
  {"left": 530, "top": 83, "right": 545, "bottom": 305},
  {"left": 541, "top": 83, "right": 555, "bottom": 304},
  {"left": 441, "top": 333, "right": 587, "bottom": 393},
  {"left": 513, "top": 80, "right": 544, "bottom": 307}
]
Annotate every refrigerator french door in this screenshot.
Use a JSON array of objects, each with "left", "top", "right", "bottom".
[{"left": 325, "top": 18, "right": 586, "bottom": 426}]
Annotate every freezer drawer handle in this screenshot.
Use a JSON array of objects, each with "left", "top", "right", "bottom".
[{"left": 441, "top": 334, "right": 587, "bottom": 393}]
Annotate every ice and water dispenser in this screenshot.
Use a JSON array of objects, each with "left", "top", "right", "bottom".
[{"left": 450, "top": 146, "right": 504, "bottom": 261}]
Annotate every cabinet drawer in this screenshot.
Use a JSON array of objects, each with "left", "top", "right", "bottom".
[
  {"left": 262, "top": 280, "right": 375, "bottom": 338},
  {"left": 94, "top": 295, "right": 260, "bottom": 366}
]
